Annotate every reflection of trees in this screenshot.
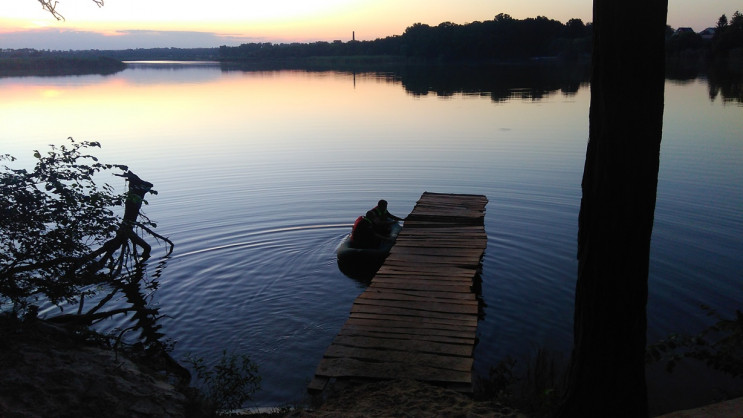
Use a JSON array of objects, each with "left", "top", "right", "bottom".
[
  {"left": 221, "top": 61, "right": 591, "bottom": 102},
  {"left": 388, "top": 62, "right": 590, "bottom": 101},
  {"left": 707, "top": 66, "right": 743, "bottom": 103}
]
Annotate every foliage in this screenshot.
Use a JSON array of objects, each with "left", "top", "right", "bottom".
[
  {"left": 185, "top": 350, "right": 261, "bottom": 414},
  {"left": 0, "top": 55, "right": 126, "bottom": 77},
  {"left": 1, "top": 138, "right": 175, "bottom": 356},
  {"left": 647, "top": 306, "right": 743, "bottom": 378},
  {"left": 475, "top": 356, "right": 518, "bottom": 402},
  {"left": 219, "top": 14, "right": 592, "bottom": 63},
  {"left": 0, "top": 139, "right": 128, "bottom": 310},
  {"left": 517, "top": 348, "right": 565, "bottom": 417},
  {"left": 475, "top": 349, "right": 566, "bottom": 418},
  {"left": 711, "top": 11, "right": 743, "bottom": 62}
]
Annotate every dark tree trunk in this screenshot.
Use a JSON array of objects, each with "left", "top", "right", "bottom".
[
  {"left": 558, "top": 1, "right": 667, "bottom": 417},
  {"left": 99, "top": 171, "right": 154, "bottom": 262}
]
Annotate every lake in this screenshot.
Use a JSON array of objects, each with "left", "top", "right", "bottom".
[{"left": 1, "top": 62, "right": 741, "bottom": 414}]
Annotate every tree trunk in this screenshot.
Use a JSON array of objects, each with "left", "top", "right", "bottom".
[
  {"left": 558, "top": 1, "right": 667, "bottom": 417},
  {"left": 99, "top": 171, "right": 154, "bottom": 262}
]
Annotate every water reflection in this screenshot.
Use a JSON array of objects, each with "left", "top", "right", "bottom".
[
  {"left": 389, "top": 63, "right": 590, "bottom": 101},
  {"left": 707, "top": 66, "right": 743, "bottom": 104},
  {"left": 221, "top": 61, "right": 591, "bottom": 102},
  {"left": 1, "top": 62, "right": 741, "bottom": 412},
  {"left": 665, "top": 63, "right": 743, "bottom": 105},
  {"left": 219, "top": 60, "right": 743, "bottom": 105}
]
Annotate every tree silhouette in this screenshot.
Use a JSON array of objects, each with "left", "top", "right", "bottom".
[
  {"left": 36, "top": 0, "right": 103, "bottom": 21},
  {"left": 557, "top": 1, "right": 668, "bottom": 416}
]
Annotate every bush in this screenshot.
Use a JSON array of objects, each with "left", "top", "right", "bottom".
[
  {"left": 186, "top": 350, "right": 262, "bottom": 415},
  {"left": 0, "top": 139, "right": 128, "bottom": 311}
]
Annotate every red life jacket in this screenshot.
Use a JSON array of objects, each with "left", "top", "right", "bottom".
[{"left": 350, "top": 215, "right": 370, "bottom": 242}]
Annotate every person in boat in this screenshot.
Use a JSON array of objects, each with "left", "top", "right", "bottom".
[
  {"left": 350, "top": 211, "right": 393, "bottom": 249},
  {"left": 367, "top": 199, "right": 404, "bottom": 234}
]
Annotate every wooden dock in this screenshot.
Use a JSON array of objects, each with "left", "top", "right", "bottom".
[{"left": 309, "top": 192, "right": 488, "bottom": 393}]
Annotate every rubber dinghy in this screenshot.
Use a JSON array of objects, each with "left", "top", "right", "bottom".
[{"left": 336, "top": 222, "right": 402, "bottom": 281}]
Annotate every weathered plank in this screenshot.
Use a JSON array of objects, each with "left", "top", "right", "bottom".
[
  {"left": 353, "top": 296, "right": 479, "bottom": 315},
  {"left": 315, "top": 357, "right": 473, "bottom": 383},
  {"left": 372, "top": 274, "right": 476, "bottom": 286},
  {"left": 389, "top": 246, "right": 486, "bottom": 257},
  {"left": 362, "top": 288, "right": 478, "bottom": 301},
  {"left": 369, "top": 281, "right": 473, "bottom": 294},
  {"left": 345, "top": 315, "right": 478, "bottom": 333},
  {"left": 342, "top": 321, "right": 476, "bottom": 339},
  {"left": 328, "top": 335, "right": 473, "bottom": 357},
  {"left": 337, "top": 327, "right": 476, "bottom": 346},
  {"left": 376, "top": 265, "right": 478, "bottom": 277},
  {"left": 349, "top": 304, "right": 478, "bottom": 325},
  {"left": 347, "top": 312, "right": 479, "bottom": 331},
  {"left": 323, "top": 345, "right": 474, "bottom": 371}
]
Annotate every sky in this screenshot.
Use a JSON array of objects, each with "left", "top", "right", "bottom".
[{"left": 1, "top": 0, "right": 739, "bottom": 50}]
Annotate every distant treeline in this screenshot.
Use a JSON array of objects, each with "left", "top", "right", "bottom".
[
  {"left": 666, "top": 11, "right": 743, "bottom": 76},
  {"left": 0, "top": 47, "right": 220, "bottom": 62},
  {"left": 1, "top": 11, "right": 740, "bottom": 78},
  {"left": 220, "top": 14, "right": 592, "bottom": 63},
  {"left": 220, "top": 11, "right": 743, "bottom": 72},
  {"left": 0, "top": 54, "right": 126, "bottom": 77}
]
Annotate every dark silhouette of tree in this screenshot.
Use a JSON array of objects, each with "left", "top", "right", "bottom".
[
  {"left": 717, "top": 14, "right": 729, "bottom": 30},
  {"left": 1, "top": 139, "right": 173, "bottom": 332},
  {"left": 37, "top": 0, "right": 104, "bottom": 21},
  {"left": 219, "top": 14, "right": 592, "bottom": 63},
  {"left": 557, "top": 1, "right": 668, "bottom": 417},
  {"left": 711, "top": 10, "right": 743, "bottom": 62},
  {"left": 564, "top": 19, "right": 588, "bottom": 38}
]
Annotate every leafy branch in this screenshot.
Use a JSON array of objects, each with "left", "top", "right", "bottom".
[
  {"left": 185, "top": 350, "right": 262, "bottom": 414},
  {"left": 647, "top": 305, "right": 743, "bottom": 378},
  {"left": 1, "top": 139, "right": 173, "bottom": 342}
]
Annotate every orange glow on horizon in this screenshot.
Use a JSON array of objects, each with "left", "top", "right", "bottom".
[
  {"left": 1, "top": 0, "right": 738, "bottom": 47},
  {"left": 1, "top": 0, "right": 597, "bottom": 45}
]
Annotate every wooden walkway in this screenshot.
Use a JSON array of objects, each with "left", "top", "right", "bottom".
[{"left": 309, "top": 192, "right": 488, "bottom": 393}]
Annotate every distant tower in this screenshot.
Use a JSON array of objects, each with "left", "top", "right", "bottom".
[{"left": 353, "top": 31, "right": 355, "bottom": 41}]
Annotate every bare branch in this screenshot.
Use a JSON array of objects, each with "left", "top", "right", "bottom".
[
  {"left": 37, "top": 0, "right": 64, "bottom": 21},
  {"left": 37, "top": 0, "right": 105, "bottom": 21}
]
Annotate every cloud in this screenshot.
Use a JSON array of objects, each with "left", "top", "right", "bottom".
[{"left": 0, "top": 28, "right": 264, "bottom": 50}]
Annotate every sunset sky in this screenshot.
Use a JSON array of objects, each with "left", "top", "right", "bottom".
[{"left": 1, "top": 0, "right": 740, "bottom": 50}]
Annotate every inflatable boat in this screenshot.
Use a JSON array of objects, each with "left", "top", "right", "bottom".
[{"left": 336, "top": 222, "right": 402, "bottom": 280}]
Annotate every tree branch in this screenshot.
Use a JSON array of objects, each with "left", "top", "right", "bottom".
[
  {"left": 37, "top": 0, "right": 64, "bottom": 21},
  {"left": 37, "top": 0, "right": 105, "bottom": 21}
]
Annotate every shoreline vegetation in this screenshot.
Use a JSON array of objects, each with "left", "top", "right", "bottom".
[
  {"left": 0, "top": 55, "right": 126, "bottom": 77},
  {"left": 2, "top": 11, "right": 741, "bottom": 78}
]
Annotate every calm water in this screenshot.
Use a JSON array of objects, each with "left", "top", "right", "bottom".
[{"left": 1, "top": 62, "right": 741, "bottom": 414}]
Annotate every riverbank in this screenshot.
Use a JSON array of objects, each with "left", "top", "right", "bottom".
[
  {"left": 2, "top": 317, "right": 741, "bottom": 417},
  {"left": 0, "top": 56, "right": 126, "bottom": 77},
  {"left": 0, "top": 317, "right": 198, "bottom": 417},
  {"left": 0, "top": 315, "right": 524, "bottom": 417},
  {"left": 0, "top": 318, "right": 518, "bottom": 417}
]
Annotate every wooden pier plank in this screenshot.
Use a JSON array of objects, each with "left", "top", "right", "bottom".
[
  {"left": 327, "top": 335, "right": 474, "bottom": 357},
  {"left": 336, "top": 327, "right": 476, "bottom": 346},
  {"left": 349, "top": 304, "right": 478, "bottom": 325},
  {"left": 315, "top": 357, "right": 473, "bottom": 383},
  {"left": 322, "top": 345, "right": 474, "bottom": 371},
  {"left": 353, "top": 296, "right": 479, "bottom": 315},
  {"left": 341, "top": 321, "right": 476, "bottom": 339},
  {"left": 362, "top": 288, "right": 478, "bottom": 302},
  {"left": 345, "top": 315, "right": 478, "bottom": 333}
]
